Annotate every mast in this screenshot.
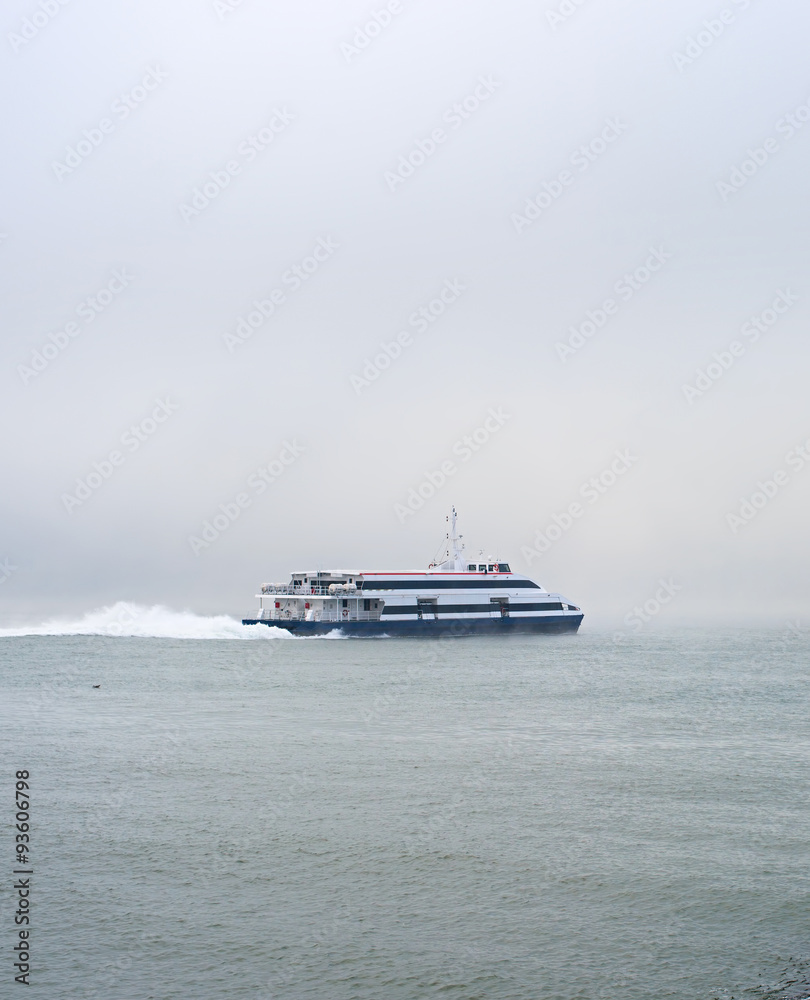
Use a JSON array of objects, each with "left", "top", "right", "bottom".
[{"left": 448, "top": 506, "right": 464, "bottom": 570}]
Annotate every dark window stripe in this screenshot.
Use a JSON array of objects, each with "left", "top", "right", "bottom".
[
  {"left": 362, "top": 579, "right": 539, "bottom": 591},
  {"left": 382, "top": 602, "right": 564, "bottom": 616},
  {"left": 510, "top": 602, "right": 564, "bottom": 612}
]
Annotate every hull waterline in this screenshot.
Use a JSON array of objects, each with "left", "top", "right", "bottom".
[{"left": 241, "top": 614, "right": 584, "bottom": 637}]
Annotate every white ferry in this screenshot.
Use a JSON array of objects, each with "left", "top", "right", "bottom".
[{"left": 242, "top": 509, "right": 583, "bottom": 636}]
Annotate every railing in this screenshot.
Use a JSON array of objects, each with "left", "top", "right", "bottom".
[
  {"left": 306, "top": 611, "right": 380, "bottom": 622},
  {"left": 244, "top": 608, "right": 381, "bottom": 623},
  {"left": 260, "top": 584, "right": 359, "bottom": 596}
]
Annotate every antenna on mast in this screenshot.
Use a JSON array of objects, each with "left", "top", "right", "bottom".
[
  {"left": 429, "top": 508, "right": 466, "bottom": 572},
  {"left": 448, "top": 506, "right": 464, "bottom": 568}
]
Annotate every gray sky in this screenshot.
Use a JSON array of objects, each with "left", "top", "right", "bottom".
[{"left": 2, "top": 0, "right": 808, "bottom": 626}]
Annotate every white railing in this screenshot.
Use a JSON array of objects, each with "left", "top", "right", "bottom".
[
  {"left": 245, "top": 609, "right": 381, "bottom": 623},
  {"left": 260, "top": 584, "right": 359, "bottom": 596},
  {"left": 306, "top": 611, "right": 380, "bottom": 622}
]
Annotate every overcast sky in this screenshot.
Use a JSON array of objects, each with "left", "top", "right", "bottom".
[{"left": 1, "top": 0, "right": 808, "bottom": 626}]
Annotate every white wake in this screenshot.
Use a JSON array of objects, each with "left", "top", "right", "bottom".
[{"left": 0, "top": 602, "right": 293, "bottom": 640}]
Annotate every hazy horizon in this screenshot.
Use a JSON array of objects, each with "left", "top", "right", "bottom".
[{"left": 2, "top": 0, "right": 809, "bottom": 629}]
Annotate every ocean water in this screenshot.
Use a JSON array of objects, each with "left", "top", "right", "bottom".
[{"left": 1, "top": 606, "right": 809, "bottom": 1000}]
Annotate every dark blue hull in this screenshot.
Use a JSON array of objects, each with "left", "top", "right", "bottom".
[{"left": 241, "top": 615, "right": 583, "bottom": 637}]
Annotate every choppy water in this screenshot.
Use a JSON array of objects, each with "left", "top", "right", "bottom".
[{"left": 2, "top": 610, "right": 809, "bottom": 1000}]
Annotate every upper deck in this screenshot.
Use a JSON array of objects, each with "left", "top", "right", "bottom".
[{"left": 259, "top": 568, "right": 544, "bottom": 598}]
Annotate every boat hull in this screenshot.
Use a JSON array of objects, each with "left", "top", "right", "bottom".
[{"left": 241, "top": 614, "right": 583, "bottom": 637}]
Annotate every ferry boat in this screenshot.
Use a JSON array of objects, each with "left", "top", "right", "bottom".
[{"left": 242, "top": 509, "right": 583, "bottom": 636}]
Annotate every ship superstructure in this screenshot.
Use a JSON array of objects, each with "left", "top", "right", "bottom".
[{"left": 242, "top": 509, "right": 583, "bottom": 636}]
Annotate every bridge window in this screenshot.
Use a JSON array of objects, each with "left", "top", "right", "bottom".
[{"left": 497, "top": 563, "right": 510, "bottom": 572}]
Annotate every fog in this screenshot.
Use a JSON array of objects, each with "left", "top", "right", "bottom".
[{"left": 2, "top": 0, "right": 808, "bottom": 626}]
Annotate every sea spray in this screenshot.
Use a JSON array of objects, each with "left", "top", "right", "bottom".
[{"left": 0, "top": 602, "right": 292, "bottom": 639}]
